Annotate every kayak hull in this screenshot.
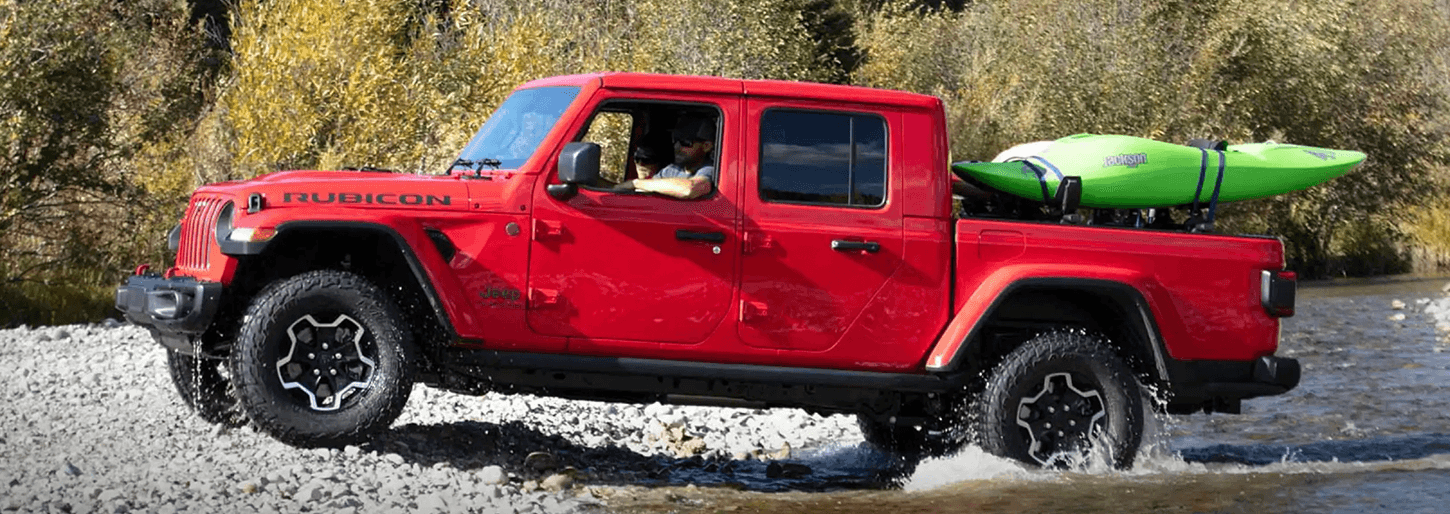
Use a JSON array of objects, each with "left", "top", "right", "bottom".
[{"left": 952, "top": 134, "right": 1365, "bottom": 209}]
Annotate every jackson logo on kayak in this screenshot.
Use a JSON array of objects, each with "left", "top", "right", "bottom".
[
  {"left": 1103, "top": 153, "right": 1148, "bottom": 168},
  {"left": 1303, "top": 149, "right": 1338, "bottom": 161},
  {"left": 281, "top": 192, "right": 452, "bottom": 206}
]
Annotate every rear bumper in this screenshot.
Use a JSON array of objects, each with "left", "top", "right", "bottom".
[
  {"left": 115, "top": 274, "right": 222, "bottom": 353},
  {"left": 1165, "top": 356, "right": 1301, "bottom": 414}
]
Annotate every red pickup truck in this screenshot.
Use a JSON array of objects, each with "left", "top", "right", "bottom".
[{"left": 116, "top": 72, "right": 1299, "bottom": 468}]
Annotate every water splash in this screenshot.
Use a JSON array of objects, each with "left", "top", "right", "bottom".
[{"left": 903, "top": 445, "right": 1032, "bottom": 491}]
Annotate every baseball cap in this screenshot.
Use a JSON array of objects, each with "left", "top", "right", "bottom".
[
  {"left": 671, "top": 117, "right": 716, "bottom": 143},
  {"left": 633, "top": 135, "right": 672, "bottom": 166}
]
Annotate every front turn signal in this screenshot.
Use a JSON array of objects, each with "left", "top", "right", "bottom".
[{"left": 228, "top": 227, "right": 277, "bottom": 243}]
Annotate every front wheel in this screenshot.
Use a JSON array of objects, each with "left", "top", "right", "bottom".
[
  {"left": 970, "top": 331, "right": 1144, "bottom": 469},
  {"left": 230, "top": 270, "right": 416, "bottom": 447}
]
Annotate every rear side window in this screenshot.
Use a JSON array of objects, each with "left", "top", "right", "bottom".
[{"left": 759, "top": 110, "right": 886, "bottom": 207}]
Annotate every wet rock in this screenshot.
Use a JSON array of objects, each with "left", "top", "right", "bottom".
[
  {"left": 541, "top": 473, "right": 574, "bottom": 492},
  {"left": 478, "top": 466, "right": 507, "bottom": 485},
  {"left": 523, "top": 451, "right": 556, "bottom": 473},
  {"left": 765, "top": 462, "right": 812, "bottom": 479},
  {"left": 768, "top": 442, "right": 792, "bottom": 461},
  {"left": 1391, "top": 299, "right": 1406, "bottom": 310},
  {"left": 1389, "top": 313, "right": 1407, "bottom": 321},
  {"left": 674, "top": 437, "right": 707, "bottom": 458}
]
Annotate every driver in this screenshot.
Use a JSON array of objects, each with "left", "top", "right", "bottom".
[{"left": 618, "top": 116, "right": 716, "bottom": 199}]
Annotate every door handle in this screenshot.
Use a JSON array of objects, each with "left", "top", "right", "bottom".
[
  {"left": 676, "top": 229, "right": 725, "bottom": 243},
  {"left": 831, "top": 240, "right": 880, "bottom": 253}
]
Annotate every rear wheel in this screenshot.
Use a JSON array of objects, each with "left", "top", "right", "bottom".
[
  {"left": 166, "top": 350, "right": 244, "bottom": 427},
  {"left": 230, "top": 270, "right": 416, "bottom": 447},
  {"left": 970, "top": 331, "right": 1143, "bottom": 468}
]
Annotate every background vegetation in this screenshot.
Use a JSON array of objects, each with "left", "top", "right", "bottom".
[{"left": 3, "top": 0, "right": 1448, "bottom": 325}]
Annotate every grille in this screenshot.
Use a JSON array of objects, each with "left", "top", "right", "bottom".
[{"left": 176, "top": 195, "right": 228, "bottom": 271}]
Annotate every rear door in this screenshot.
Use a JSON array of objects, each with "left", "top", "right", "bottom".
[{"left": 738, "top": 101, "right": 904, "bottom": 351}]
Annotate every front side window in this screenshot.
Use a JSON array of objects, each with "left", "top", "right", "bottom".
[
  {"left": 452, "top": 86, "right": 581, "bottom": 171},
  {"left": 574, "top": 101, "right": 721, "bottom": 195},
  {"left": 759, "top": 110, "right": 886, "bottom": 207}
]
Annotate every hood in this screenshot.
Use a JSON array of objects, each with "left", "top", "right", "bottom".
[{"left": 197, "top": 170, "right": 526, "bottom": 213}]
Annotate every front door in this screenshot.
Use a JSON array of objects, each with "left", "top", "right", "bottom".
[{"left": 526, "top": 96, "right": 741, "bottom": 345}]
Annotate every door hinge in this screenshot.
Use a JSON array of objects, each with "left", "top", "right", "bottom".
[
  {"left": 533, "top": 219, "right": 563, "bottom": 241},
  {"left": 740, "top": 300, "right": 768, "bottom": 322},
  {"left": 742, "top": 232, "right": 773, "bottom": 254},
  {"left": 529, "top": 288, "right": 561, "bottom": 309}
]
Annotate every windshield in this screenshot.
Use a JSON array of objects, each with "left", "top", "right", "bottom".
[{"left": 451, "top": 86, "right": 581, "bottom": 171}]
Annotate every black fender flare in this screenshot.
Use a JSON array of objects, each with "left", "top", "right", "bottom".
[
  {"left": 222, "top": 220, "right": 458, "bottom": 342},
  {"left": 929, "top": 278, "right": 1171, "bottom": 385}
]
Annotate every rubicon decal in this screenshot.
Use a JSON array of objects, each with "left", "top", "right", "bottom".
[{"left": 281, "top": 192, "right": 452, "bottom": 206}]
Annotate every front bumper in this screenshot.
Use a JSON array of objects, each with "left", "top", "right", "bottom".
[{"left": 115, "top": 274, "right": 222, "bottom": 354}]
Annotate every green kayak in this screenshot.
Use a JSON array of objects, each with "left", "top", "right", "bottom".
[{"left": 952, "top": 134, "right": 1366, "bottom": 209}]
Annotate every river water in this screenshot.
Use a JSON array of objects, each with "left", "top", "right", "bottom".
[{"left": 605, "top": 276, "right": 1450, "bottom": 513}]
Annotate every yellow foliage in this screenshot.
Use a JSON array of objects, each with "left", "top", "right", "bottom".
[
  {"left": 1404, "top": 184, "right": 1450, "bottom": 268},
  {"left": 218, "top": 0, "right": 841, "bottom": 179}
]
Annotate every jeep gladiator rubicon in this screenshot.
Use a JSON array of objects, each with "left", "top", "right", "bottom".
[{"left": 116, "top": 72, "right": 1299, "bottom": 468}]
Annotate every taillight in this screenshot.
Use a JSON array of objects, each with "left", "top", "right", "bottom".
[{"left": 1261, "top": 270, "right": 1296, "bottom": 317}]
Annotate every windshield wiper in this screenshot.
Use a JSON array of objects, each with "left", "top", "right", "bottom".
[{"left": 452, "top": 158, "right": 502, "bottom": 173}]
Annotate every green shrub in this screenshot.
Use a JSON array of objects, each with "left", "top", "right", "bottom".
[{"left": 1, "top": 0, "right": 214, "bottom": 325}]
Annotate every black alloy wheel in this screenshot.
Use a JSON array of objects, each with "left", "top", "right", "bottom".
[
  {"left": 971, "top": 331, "right": 1144, "bottom": 468},
  {"left": 230, "top": 270, "right": 416, "bottom": 447}
]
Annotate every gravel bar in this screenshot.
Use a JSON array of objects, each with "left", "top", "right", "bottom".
[{"left": 0, "top": 323, "right": 864, "bottom": 513}]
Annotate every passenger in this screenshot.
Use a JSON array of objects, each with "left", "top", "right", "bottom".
[{"left": 632, "top": 134, "right": 674, "bottom": 180}]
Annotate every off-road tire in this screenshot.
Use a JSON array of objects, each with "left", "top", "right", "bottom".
[
  {"left": 166, "top": 350, "right": 245, "bottom": 427},
  {"left": 970, "top": 331, "right": 1144, "bottom": 468},
  {"left": 230, "top": 270, "right": 415, "bottom": 447},
  {"left": 857, "top": 415, "right": 929, "bottom": 456}
]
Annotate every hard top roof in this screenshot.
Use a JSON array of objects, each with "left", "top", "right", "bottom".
[{"left": 518, "top": 72, "right": 941, "bottom": 110}]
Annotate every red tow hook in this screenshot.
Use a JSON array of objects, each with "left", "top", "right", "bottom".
[{"left": 134, "top": 264, "right": 152, "bottom": 276}]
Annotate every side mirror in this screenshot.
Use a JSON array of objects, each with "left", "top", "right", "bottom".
[{"left": 549, "top": 142, "right": 601, "bottom": 200}]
